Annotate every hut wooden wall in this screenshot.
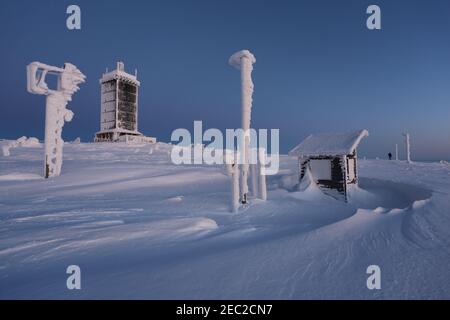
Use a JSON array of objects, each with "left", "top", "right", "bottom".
[{"left": 299, "top": 155, "right": 347, "bottom": 200}]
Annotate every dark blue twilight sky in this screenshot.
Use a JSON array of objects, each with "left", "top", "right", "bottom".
[{"left": 1, "top": 0, "right": 450, "bottom": 160}]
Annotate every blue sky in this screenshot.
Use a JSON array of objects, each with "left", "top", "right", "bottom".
[{"left": 1, "top": 0, "right": 450, "bottom": 160}]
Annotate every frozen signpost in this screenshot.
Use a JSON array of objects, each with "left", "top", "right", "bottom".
[
  {"left": 27, "top": 62, "right": 86, "bottom": 178},
  {"left": 229, "top": 50, "right": 256, "bottom": 205}
]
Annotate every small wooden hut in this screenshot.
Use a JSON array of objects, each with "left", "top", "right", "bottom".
[{"left": 289, "top": 130, "right": 369, "bottom": 201}]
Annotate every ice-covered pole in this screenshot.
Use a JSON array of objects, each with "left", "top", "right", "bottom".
[
  {"left": 229, "top": 50, "right": 256, "bottom": 204},
  {"left": 395, "top": 144, "right": 399, "bottom": 161},
  {"left": 27, "top": 62, "right": 86, "bottom": 178},
  {"left": 249, "top": 147, "right": 259, "bottom": 198},
  {"left": 258, "top": 148, "right": 267, "bottom": 201},
  {"left": 225, "top": 150, "right": 240, "bottom": 213},
  {"left": 231, "top": 162, "right": 240, "bottom": 212},
  {"left": 403, "top": 133, "right": 411, "bottom": 163},
  {"left": 250, "top": 162, "right": 259, "bottom": 198},
  {"left": 1, "top": 145, "right": 10, "bottom": 157}
]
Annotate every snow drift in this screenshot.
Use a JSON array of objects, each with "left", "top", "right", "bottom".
[{"left": 0, "top": 142, "right": 449, "bottom": 299}]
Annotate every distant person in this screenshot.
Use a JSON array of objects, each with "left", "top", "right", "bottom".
[{"left": 388, "top": 152, "right": 392, "bottom": 160}]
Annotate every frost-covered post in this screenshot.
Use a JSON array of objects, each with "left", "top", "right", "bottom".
[
  {"left": 27, "top": 62, "right": 86, "bottom": 178},
  {"left": 1, "top": 144, "right": 11, "bottom": 157},
  {"left": 258, "top": 148, "right": 267, "bottom": 201},
  {"left": 395, "top": 144, "right": 399, "bottom": 161},
  {"left": 231, "top": 162, "right": 240, "bottom": 212},
  {"left": 1, "top": 140, "right": 19, "bottom": 157},
  {"left": 229, "top": 50, "right": 256, "bottom": 204},
  {"left": 403, "top": 133, "right": 411, "bottom": 163},
  {"left": 225, "top": 150, "right": 240, "bottom": 213},
  {"left": 250, "top": 163, "right": 259, "bottom": 198},
  {"left": 249, "top": 147, "right": 259, "bottom": 198}
]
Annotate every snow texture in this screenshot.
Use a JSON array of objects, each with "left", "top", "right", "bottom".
[
  {"left": 1, "top": 142, "right": 450, "bottom": 299},
  {"left": 289, "top": 129, "right": 369, "bottom": 157}
]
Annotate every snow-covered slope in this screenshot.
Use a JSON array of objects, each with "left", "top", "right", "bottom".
[{"left": 1, "top": 141, "right": 449, "bottom": 299}]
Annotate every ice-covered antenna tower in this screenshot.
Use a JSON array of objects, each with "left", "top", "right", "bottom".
[
  {"left": 229, "top": 50, "right": 256, "bottom": 204},
  {"left": 403, "top": 133, "right": 412, "bottom": 163},
  {"left": 27, "top": 61, "right": 86, "bottom": 178}
]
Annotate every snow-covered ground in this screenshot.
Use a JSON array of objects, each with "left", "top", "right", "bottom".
[{"left": 1, "top": 140, "right": 449, "bottom": 299}]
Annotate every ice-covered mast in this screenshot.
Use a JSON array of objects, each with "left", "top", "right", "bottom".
[
  {"left": 27, "top": 61, "right": 86, "bottom": 178},
  {"left": 403, "top": 133, "right": 412, "bottom": 163},
  {"left": 225, "top": 150, "right": 241, "bottom": 213},
  {"left": 229, "top": 50, "right": 256, "bottom": 204}
]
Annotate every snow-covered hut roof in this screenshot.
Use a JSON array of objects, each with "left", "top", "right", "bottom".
[{"left": 289, "top": 130, "right": 369, "bottom": 157}]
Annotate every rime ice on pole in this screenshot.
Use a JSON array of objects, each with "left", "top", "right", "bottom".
[
  {"left": 229, "top": 50, "right": 256, "bottom": 205},
  {"left": 403, "top": 133, "right": 412, "bottom": 163},
  {"left": 27, "top": 62, "right": 86, "bottom": 178},
  {"left": 224, "top": 149, "right": 240, "bottom": 213}
]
